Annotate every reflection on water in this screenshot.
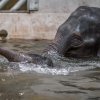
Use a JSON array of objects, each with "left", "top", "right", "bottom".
[{"left": 0, "top": 39, "right": 100, "bottom": 100}]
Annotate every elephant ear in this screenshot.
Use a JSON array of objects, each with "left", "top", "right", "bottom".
[
  {"left": 59, "top": 33, "right": 83, "bottom": 55},
  {"left": 70, "top": 33, "right": 83, "bottom": 48},
  {"left": 56, "top": 33, "right": 83, "bottom": 55}
]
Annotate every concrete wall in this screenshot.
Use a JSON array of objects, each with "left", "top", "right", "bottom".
[{"left": 0, "top": 0, "right": 100, "bottom": 40}]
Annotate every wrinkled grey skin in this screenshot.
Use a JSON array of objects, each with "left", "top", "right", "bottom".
[
  {"left": 45, "top": 6, "right": 100, "bottom": 58},
  {"left": 0, "top": 6, "right": 100, "bottom": 67},
  {"left": 0, "top": 48, "right": 53, "bottom": 67}
]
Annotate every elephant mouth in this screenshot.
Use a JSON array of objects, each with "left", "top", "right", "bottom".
[
  {"left": 65, "top": 48, "right": 94, "bottom": 58},
  {"left": 65, "top": 42, "right": 97, "bottom": 58}
]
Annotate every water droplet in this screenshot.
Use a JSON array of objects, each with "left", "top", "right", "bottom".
[{"left": 19, "top": 92, "right": 24, "bottom": 96}]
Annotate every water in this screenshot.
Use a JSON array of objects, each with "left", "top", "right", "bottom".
[{"left": 0, "top": 39, "right": 100, "bottom": 100}]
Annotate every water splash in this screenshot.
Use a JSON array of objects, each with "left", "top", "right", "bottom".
[
  {"left": 0, "top": 55, "right": 100, "bottom": 75},
  {"left": 7, "top": 57, "right": 100, "bottom": 75}
]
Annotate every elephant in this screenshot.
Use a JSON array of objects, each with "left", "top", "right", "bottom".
[
  {"left": 0, "top": 6, "right": 100, "bottom": 66},
  {"left": 44, "top": 6, "right": 100, "bottom": 58}
]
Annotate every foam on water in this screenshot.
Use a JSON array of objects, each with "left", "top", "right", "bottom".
[{"left": 9, "top": 60, "right": 100, "bottom": 75}]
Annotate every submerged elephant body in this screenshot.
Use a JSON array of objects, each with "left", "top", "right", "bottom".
[{"left": 0, "top": 6, "right": 100, "bottom": 66}]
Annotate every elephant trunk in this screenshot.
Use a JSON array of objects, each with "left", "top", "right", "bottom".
[
  {"left": 0, "top": 47, "right": 32, "bottom": 62},
  {"left": 0, "top": 48, "right": 53, "bottom": 67}
]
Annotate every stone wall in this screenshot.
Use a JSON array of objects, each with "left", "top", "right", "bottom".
[{"left": 0, "top": 0, "right": 100, "bottom": 40}]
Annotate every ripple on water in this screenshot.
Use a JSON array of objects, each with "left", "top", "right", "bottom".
[{"left": 0, "top": 40, "right": 100, "bottom": 100}]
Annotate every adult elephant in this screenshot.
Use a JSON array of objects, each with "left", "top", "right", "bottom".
[
  {"left": 44, "top": 6, "right": 100, "bottom": 58},
  {"left": 0, "top": 6, "right": 100, "bottom": 66}
]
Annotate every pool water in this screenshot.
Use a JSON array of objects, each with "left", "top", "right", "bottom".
[{"left": 0, "top": 39, "right": 100, "bottom": 100}]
